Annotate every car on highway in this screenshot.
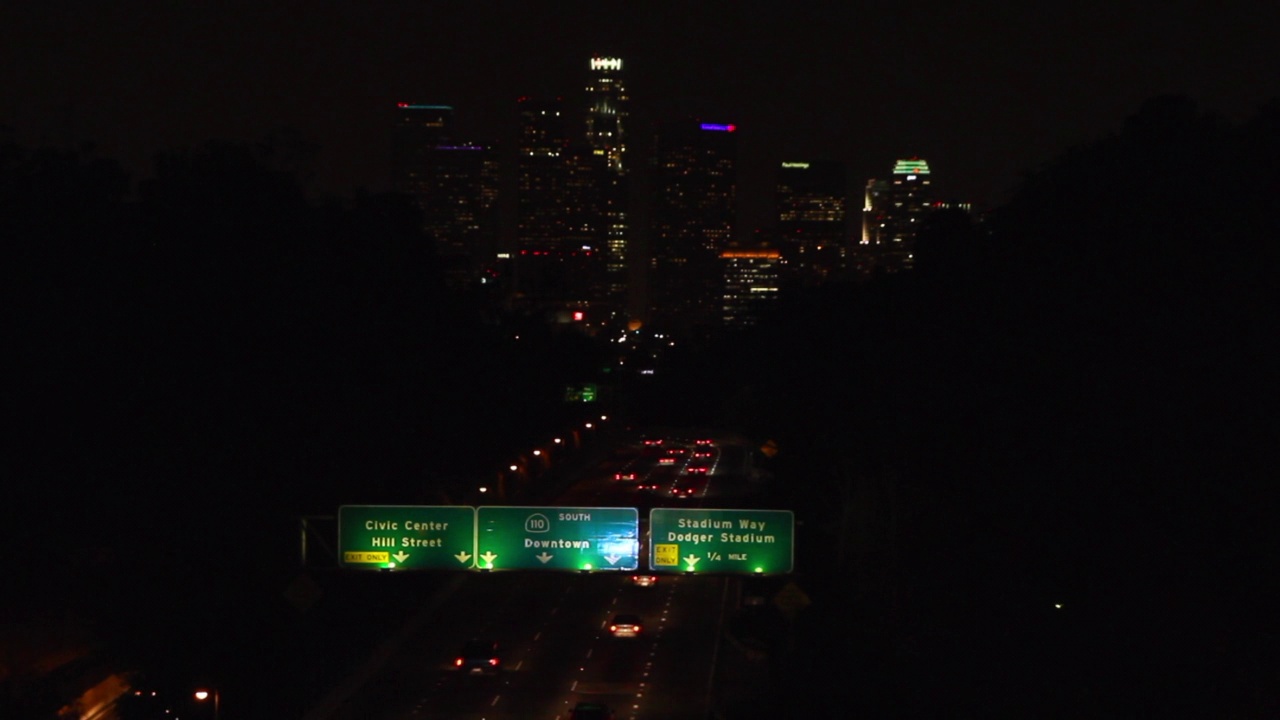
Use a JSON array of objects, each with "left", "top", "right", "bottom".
[
  {"left": 630, "top": 574, "right": 657, "bottom": 587},
  {"left": 569, "top": 701, "right": 616, "bottom": 720},
  {"left": 609, "top": 613, "right": 643, "bottom": 638},
  {"left": 670, "top": 477, "right": 705, "bottom": 497},
  {"left": 454, "top": 639, "right": 501, "bottom": 674},
  {"left": 614, "top": 471, "right": 638, "bottom": 482}
]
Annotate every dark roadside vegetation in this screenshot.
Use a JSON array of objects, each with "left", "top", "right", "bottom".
[{"left": 4, "top": 94, "right": 1277, "bottom": 717}]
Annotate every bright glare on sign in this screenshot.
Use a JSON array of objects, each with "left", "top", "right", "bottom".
[
  {"left": 701, "top": 123, "right": 736, "bottom": 132},
  {"left": 591, "top": 58, "right": 623, "bottom": 71},
  {"left": 781, "top": 162, "right": 810, "bottom": 169}
]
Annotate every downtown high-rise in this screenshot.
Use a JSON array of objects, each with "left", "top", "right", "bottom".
[
  {"left": 860, "top": 157, "right": 934, "bottom": 273},
  {"left": 720, "top": 249, "right": 781, "bottom": 328},
  {"left": 776, "top": 159, "right": 851, "bottom": 287},
  {"left": 391, "top": 103, "right": 500, "bottom": 289},
  {"left": 511, "top": 58, "right": 632, "bottom": 330},
  {"left": 584, "top": 57, "right": 631, "bottom": 327},
  {"left": 648, "top": 120, "right": 738, "bottom": 339}
]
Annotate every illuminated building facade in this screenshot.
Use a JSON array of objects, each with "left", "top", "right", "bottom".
[
  {"left": 721, "top": 249, "right": 782, "bottom": 327},
  {"left": 392, "top": 103, "right": 454, "bottom": 161},
  {"left": 860, "top": 158, "right": 934, "bottom": 273},
  {"left": 648, "top": 120, "right": 738, "bottom": 338},
  {"left": 584, "top": 57, "right": 631, "bottom": 326},
  {"left": 391, "top": 103, "right": 499, "bottom": 289},
  {"left": 514, "top": 96, "right": 606, "bottom": 318},
  {"left": 776, "top": 159, "right": 850, "bottom": 286},
  {"left": 857, "top": 178, "right": 890, "bottom": 276},
  {"left": 585, "top": 56, "right": 628, "bottom": 173}
]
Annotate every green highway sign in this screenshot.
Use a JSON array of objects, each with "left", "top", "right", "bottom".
[
  {"left": 338, "top": 505, "right": 477, "bottom": 570},
  {"left": 648, "top": 508, "right": 794, "bottom": 574},
  {"left": 476, "top": 506, "right": 639, "bottom": 571}
]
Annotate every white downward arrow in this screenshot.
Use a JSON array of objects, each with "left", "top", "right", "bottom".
[
  {"left": 604, "top": 554, "right": 621, "bottom": 565},
  {"left": 480, "top": 551, "right": 498, "bottom": 566},
  {"left": 536, "top": 552, "right": 554, "bottom": 564},
  {"left": 683, "top": 555, "right": 700, "bottom": 567},
  {"left": 393, "top": 551, "right": 410, "bottom": 563},
  {"left": 455, "top": 551, "right": 472, "bottom": 564}
]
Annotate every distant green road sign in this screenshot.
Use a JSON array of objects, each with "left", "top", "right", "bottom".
[
  {"left": 649, "top": 508, "right": 794, "bottom": 574},
  {"left": 476, "top": 506, "right": 639, "bottom": 571},
  {"left": 338, "top": 505, "right": 477, "bottom": 570}
]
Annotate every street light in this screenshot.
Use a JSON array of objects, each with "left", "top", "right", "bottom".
[{"left": 194, "top": 688, "right": 220, "bottom": 720}]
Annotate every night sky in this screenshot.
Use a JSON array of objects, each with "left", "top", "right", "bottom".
[{"left": 3, "top": 0, "right": 1278, "bottom": 222}]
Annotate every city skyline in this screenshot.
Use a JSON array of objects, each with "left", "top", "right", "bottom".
[
  {"left": 4, "top": 1, "right": 1276, "bottom": 223},
  {"left": 4, "top": 6, "right": 1276, "bottom": 712}
]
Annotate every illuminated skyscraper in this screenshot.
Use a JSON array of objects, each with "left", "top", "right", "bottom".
[
  {"left": 584, "top": 57, "right": 631, "bottom": 326},
  {"left": 860, "top": 158, "right": 934, "bottom": 273},
  {"left": 721, "top": 249, "right": 782, "bottom": 327},
  {"left": 585, "top": 57, "right": 628, "bottom": 173},
  {"left": 649, "top": 120, "right": 738, "bottom": 338},
  {"left": 516, "top": 96, "right": 572, "bottom": 253},
  {"left": 514, "top": 96, "right": 607, "bottom": 320},
  {"left": 776, "top": 159, "right": 850, "bottom": 286},
  {"left": 858, "top": 178, "right": 890, "bottom": 276},
  {"left": 392, "top": 103, "right": 454, "bottom": 161},
  {"left": 391, "top": 103, "right": 499, "bottom": 288}
]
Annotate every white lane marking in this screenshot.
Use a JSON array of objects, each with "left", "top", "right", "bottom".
[{"left": 491, "top": 694, "right": 501, "bottom": 706}]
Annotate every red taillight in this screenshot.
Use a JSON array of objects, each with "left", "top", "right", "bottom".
[
  {"left": 455, "top": 658, "right": 463, "bottom": 666},
  {"left": 489, "top": 658, "right": 499, "bottom": 666},
  {"left": 609, "top": 625, "right": 617, "bottom": 632}
]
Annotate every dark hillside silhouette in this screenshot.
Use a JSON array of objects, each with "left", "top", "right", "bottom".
[
  {"left": 701, "top": 94, "right": 1278, "bottom": 715},
  {"left": 2, "top": 135, "right": 619, "bottom": 707}
]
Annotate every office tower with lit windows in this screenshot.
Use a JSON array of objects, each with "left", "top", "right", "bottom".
[
  {"left": 776, "top": 159, "right": 850, "bottom": 286},
  {"left": 860, "top": 158, "right": 934, "bottom": 273},
  {"left": 648, "top": 120, "right": 738, "bottom": 338},
  {"left": 584, "top": 57, "right": 631, "bottom": 326},
  {"left": 858, "top": 177, "right": 890, "bottom": 276},
  {"left": 721, "top": 249, "right": 782, "bottom": 328},
  {"left": 585, "top": 57, "right": 628, "bottom": 173},
  {"left": 391, "top": 103, "right": 499, "bottom": 289},
  {"left": 514, "top": 95, "right": 607, "bottom": 320},
  {"left": 392, "top": 103, "right": 455, "bottom": 158}
]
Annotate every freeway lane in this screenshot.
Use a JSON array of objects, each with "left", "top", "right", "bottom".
[{"left": 323, "top": 570, "right": 730, "bottom": 719}]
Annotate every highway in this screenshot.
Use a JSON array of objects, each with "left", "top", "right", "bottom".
[
  {"left": 309, "top": 429, "right": 775, "bottom": 720},
  {"left": 321, "top": 571, "right": 731, "bottom": 719}
]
